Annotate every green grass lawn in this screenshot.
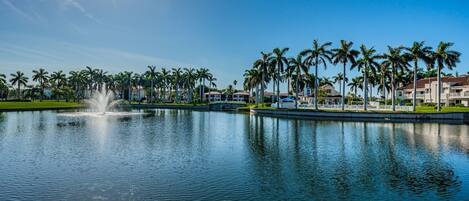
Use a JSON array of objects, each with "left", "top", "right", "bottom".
[
  {"left": 415, "top": 106, "right": 469, "bottom": 113},
  {"left": 0, "top": 101, "right": 84, "bottom": 110}
]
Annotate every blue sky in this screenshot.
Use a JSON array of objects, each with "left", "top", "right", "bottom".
[{"left": 1, "top": 0, "right": 469, "bottom": 89}]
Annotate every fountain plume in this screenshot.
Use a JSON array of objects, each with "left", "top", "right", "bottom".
[{"left": 85, "top": 86, "right": 121, "bottom": 114}]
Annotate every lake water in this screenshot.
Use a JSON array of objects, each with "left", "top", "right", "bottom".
[{"left": 0, "top": 109, "right": 468, "bottom": 200}]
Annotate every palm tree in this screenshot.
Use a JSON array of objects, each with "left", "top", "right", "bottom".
[
  {"left": 10, "top": 71, "right": 28, "bottom": 99},
  {"left": 69, "top": 70, "right": 86, "bottom": 101},
  {"left": 351, "top": 45, "right": 380, "bottom": 111},
  {"left": 172, "top": 68, "right": 183, "bottom": 103},
  {"left": 332, "top": 40, "right": 359, "bottom": 110},
  {"left": 32, "top": 68, "right": 49, "bottom": 101},
  {"left": 253, "top": 52, "right": 273, "bottom": 103},
  {"left": 271, "top": 47, "right": 289, "bottom": 103},
  {"left": 50, "top": 71, "right": 67, "bottom": 101},
  {"left": 183, "top": 68, "right": 197, "bottom": 102},
  {"left": 288, "top": 54, "right": 309, "bottom": 109},
  {"left": 243, "top": 68, "right": 262, "bottom": 104},
  {"left": 207, "top": 76, "right": 217, "bottom": 103},
  {"left": 302, "top": 40, "right": 333, "bottom": 110},
  {"left": 196, "top": 68, "right": 211, "bottom": 102},
  {"left": 332, "top": 73, "right": 347, "bottom": 84},
  {"left": 433, "top": 42, "right": 461, "bottom": 111},
  {"left": 404, "top": 41, "right": 432, "bottom": 111},
  {"left": 160, "top": 68, "right": 171, "bottom": 101},
  {"left": 233, "top": 80, "right": 238, "bottom": 90},
  {"left": 146, "top": 65, "right": 157, "bottom": 103},
  {"left": 377, "top": 62, "right": 392, "bottom": 105},
  {"left": 348, "top": 77, "right": 362, "bottom": 99},
  {"left": 0, "top": 73, "right": 7, "bottom": 100},
  {"left": 84, "top": 66, "right": 96, "bottom": 95},
  {"left": 381, "top": 46, "right": 410, "bottom": 111}
]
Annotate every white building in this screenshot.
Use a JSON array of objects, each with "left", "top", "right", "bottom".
[
  {"left": 398, "top": 76, "right": 469, "bottom": 106},
  {"left": 232, "top": 91, "right": 250, "bottom": 102},
  {"left": 204, "top": 91, "right": 222, "bottom": 101},
  {"left": 301, "top": 85, "right": 342, "bottom": 104}
]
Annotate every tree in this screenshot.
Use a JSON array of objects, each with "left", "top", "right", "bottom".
[
  {"left": 243, "top": 68, "right": 262, "bottom": 104},
  {"left": 172, "top": 68, "right": 183, "bottom": 103},
  {"left": 50, "top": 71, "right": 67, "bottom": 100},
  {"left": 332, "top": 72, "right": 348, "bottom": 102},
  {"left": 433, "top": 42, "right": 461, "bottom": 111},
  {"left": 381, "top": 46, "right": 410, "bottom": 111},
  {"left": 271, "top": 47, "right": 289, "bottom": 103},
  {"left": 146, "top": 65, "right": 157, "bottom": 103},
  {"left": 196, "top": 68, "right": 211, "bottom": 102},
  {"left": 348, "top": 77, "right": 362, "bottom": 99},
  {"left": 404, "top": 41, "right": 432, "bottom": 111},
  {"left": 351, "top": 45, "right": 380, "bottom": 111},
  {"left": 10, "top": 71, "right": 28, "bottom": 99},
  {"left": 32, "top": 68, "right": 49, "bottom": 101},
  {"left": 0, "top": 73, "right": 8, "bottom": 100},
  {"left": 332, "top": 40, "right": 359, "bottom": 110},
  {"left": 288, "top": 54, "right": 309, "bottom": 109},
  {"left": 253, "top": 52, "right": 273, "bottom": 103},
  {"left": 302, "top": 40, "right": 333, "bottom": 110}
]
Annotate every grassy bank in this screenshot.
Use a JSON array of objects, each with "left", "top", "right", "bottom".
[{"left": 0, "top": 101, "right": 84, "bottom": 111}]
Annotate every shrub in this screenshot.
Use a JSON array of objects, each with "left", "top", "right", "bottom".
[
  {"left": 421, "top": 102, "right": 436, "bottom": 107},
  {"left": 454, "top": 104, "right": 465, "bottom": 107}
]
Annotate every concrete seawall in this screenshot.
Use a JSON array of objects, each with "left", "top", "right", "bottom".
[{"left": 252, "top": 109, "right": 469, "bottom": 124}]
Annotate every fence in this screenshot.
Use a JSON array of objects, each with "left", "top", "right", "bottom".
[{"left": 298, "top": 104, "right": 413, "bottom": 111}]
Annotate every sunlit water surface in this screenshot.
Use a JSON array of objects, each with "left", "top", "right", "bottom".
[{"left": 0, "top": 109, "right": 468, "bottom": 200}]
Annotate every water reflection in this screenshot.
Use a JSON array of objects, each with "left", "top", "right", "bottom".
[
  {"left": 246, "top": 115, "right": 467, "bottom": 200},
  {"left": 0, "top": 110, "right": 467, "bottom": 200}
]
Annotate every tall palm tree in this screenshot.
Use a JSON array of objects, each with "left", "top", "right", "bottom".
[
  {"left": 50, "top": 71, "right": 67, "bottom": 101},
  {"left": 10, "top": 71, "right": 28, "bottom": 99},
  {"left": 433, "top": 42, "right": 461, "bottom": 111},
  {"left": 288, "top": 54, "right": 309, "bottom": 109},
  {"left": 183, "top": 68, "right": 197, "bottom": 102},
  {"left": 207, "top": 76, "right": 217, "bottom": 103},
  {"left": 302, "top": 40, "right": 333, "bottom": 110},
  {"left": 32, "top": 68, "right": 49, "bottom": 101},
  {"left": 196, "top": 68, "right": 211, "bottom": 102},
  {"left": 172, "top": 68, "right": 183, "bottom": 103},
  {"left": 146, "top": 65, "right": 157, "bottom": 103},
  {"left": 377, "top": 62, "right": 392, "bottom": 105},
  {"left": 253, "top": 52, "right": 273, "bottom": 103},
  {"left": 332, "top": 72, "right": 348, "bottom": 102},
  {"left": 351, "top": 45, "right": 380, "bottom": 111},
  {"left": 404, "top": 41, "right": 432, "bottom": 111},
  {"left": 160, "top": 68, "right": 171, "bottom": 101},
  {"left": 271, "top": 47, "right": 289, "bottom": 103},
  {"left": 332, "top": 40, "right": 359, "bottom": 110},
  {"left": 243, "top": 68, "right": 262, "bottom": 104},
  {"left": 381, "top": 46, "right": 410, "bottom": 111}
]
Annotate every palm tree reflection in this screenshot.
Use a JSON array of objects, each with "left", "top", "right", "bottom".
[{"left": 246, "top": 117, "right": 464, "bottom": 199}]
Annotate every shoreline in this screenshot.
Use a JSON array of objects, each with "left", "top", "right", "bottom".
[{"left": 251, "top": 108, "right": 469, "bottom": 124}]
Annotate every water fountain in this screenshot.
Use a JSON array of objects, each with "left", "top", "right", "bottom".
[
  {"left": 85, "top": 87, "right": 120, "bottom": 115},
  {"left": 59, "top": 86, "right": 141, "bottom": 117}
]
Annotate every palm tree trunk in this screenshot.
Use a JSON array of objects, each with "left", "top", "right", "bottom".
[
  {"left": 363, "top": 68, "right": 368, "bottom": 111},
  {"left": 277, "top": 68, "right": 280, "bottom": 103},
  {"left": 260, "top": 74, "right": 265, "bottom": 104},
  {"left": 287, "top": 78, "right": 291, "bottom": 95},
  {"left": 295, "top": 74, "right": 299, "bottom": 109},
  {"left": 391, "top": 68, "right": 396, "bottom": 111},
  {"left": 150, "top": 80, "right": 154, "bottom": 103},
  {"left": 341, "top": 62, "right": 346, "bottom": 110},
  {"left": 412, "top": 60, "right": 417, "bottom": 111},
  {"left": 437, "top": 66, "right": 441, "bottom": 111},
  {"left": 314, "top": 59, "right": 319, "bottom": 110}
]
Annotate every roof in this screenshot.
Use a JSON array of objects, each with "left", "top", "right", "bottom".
[
  {"left": 233, "top": 91, "right": 249, "bottom": 95},
  {"left": 402, "top": 76, "right": 469, "bottom": 90},
  {"left": 263, "top": 91, "right": 289, "bottom": 96},
  {"left": 204, "top": 91, "right": 222, "bottom": 95}
]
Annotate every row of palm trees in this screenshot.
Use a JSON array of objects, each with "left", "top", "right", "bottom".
[
  {"left": 243, "top": 40, "right": 461, "bottom": 111},
  {"left": 0, "top": 66, "right": 218, "bottom": 103}
]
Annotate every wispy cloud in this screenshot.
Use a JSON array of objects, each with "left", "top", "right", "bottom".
[
  {"left": 60, "top": 0, "right": 102, "bottom": 24},
  {"left": 2, "top": 0, "right": 34, "bottom": 21}
]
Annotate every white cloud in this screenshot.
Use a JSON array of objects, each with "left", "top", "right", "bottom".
[
  {"left": 59, "top": 0, "right": 102, "bottom": 24},
  {"left": 2, "top": 0, "right": 34, "bottom": 21}
]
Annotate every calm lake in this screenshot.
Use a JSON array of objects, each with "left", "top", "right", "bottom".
[{"left": 0, "top": 109, "right": 468, "bottom": 200}]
